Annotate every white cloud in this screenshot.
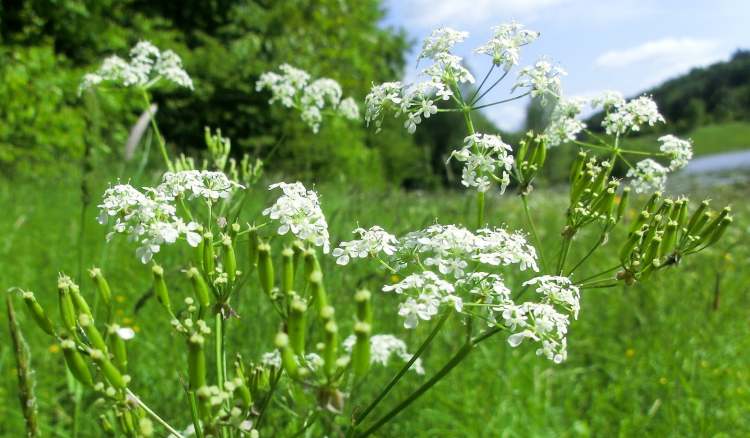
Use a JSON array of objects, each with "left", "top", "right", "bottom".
[
  {"left": 595, "top": 37, "right": 720, "bottom": 69},
  {"left": 398, "top": 0, "right": 567, "bottom": 29}
]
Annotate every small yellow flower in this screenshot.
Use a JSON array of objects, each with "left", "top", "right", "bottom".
[
  {"left": 659, "top": 377, "right": 668, "bottom": 385},
  {"left": 133, "top": 325, "right": 141, "bottom": 333},
  {"left": 48, "top": 344, "right": 61, "bottom": 354},
  {"left": 115, "top": 309, "right": 124, "bottom": 316},
  {"left": 625, "top": 348, "right": 635, "bottom": 358},
  {"left": 123, "top": 317, "right": 134, "bottom": 325},
  {"left": 115, "top": 295, "right": 126, "bottom": 304},
  {"left": 390, "top": 274, "right": 401, "bottom": 283}
]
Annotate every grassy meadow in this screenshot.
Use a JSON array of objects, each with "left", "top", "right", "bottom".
[{"left": 1, "top": 166, "right": 748, "bottom": 437}]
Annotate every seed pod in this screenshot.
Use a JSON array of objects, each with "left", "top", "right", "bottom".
[
  {"left": 616, "top": 187, "right": 630, "bottom": 222},
  {"left": 188, "top": 333, "right": 207, "bottom": 389},
  {"left": 642, "top": 236, "right": 662, "bottom": 268},
  {"left": 660, "top": 221, "right": 678, "bottom": 259},
  {"left": 629, "top": 211, "right": 650, "bottom": 235},
  {"left": 619, "top": 230, "right": 643, "bottom": 264},
  {"left": 643, "top": 191, "right": 662, "bottom": 214},
  {"left": 70, "top": 286, "right": 93, "bottom": 320},
  {"left": 194, "top": 225, "right": 205, "bottom": 270},
  {"left": 186, "top": 267, "right": 211, "bottom": 309},
  {"left": 78, "top": 314, "right": 107, "bottom": 353},
  {"left": 22, "top": 291, "right": 55, "bottom": 335},
  {"left": 352, "top": 321, "right": 372, "bottom": 378},
  {"left": 230, "top": 222, "right": 242, "bottom": 240},
  {"left": 90, "top": 349, "right": 126, "bottom": 389},
  {"left": 88, "top": 268, "right": 112, "bottom": 307},
  {"left": 688, "top": 210, "right": 712, "bottom": 239},
  {"left": 247, "top": 226, "right": 260, "bottom": 269},
  {"left": 275, "top": 332, "right": 298, "bottom": 377},
  {"left": 58, "top": 279, "right": 78, "bottom": 333},
  {"left": 685, "top": 200, "right": 710, "bottom": 235},
  {"left": 287, "top": 296, "right": 307, "bottom": 355},
  {"left": 257, "top": 243, "right": 274, "bottom": 296},
  {"left": 355, "top": 290, "right": 373, "bottom": 325},
  {"left": 671, "top": 198, "right": 687, "bottom": 225},
  {"left": 591, "top": 162, "right": 612, "bottom": 195},
  {"left": 292, "top": 241, "right": 306, "bottom": 274},
  {"left": 309, "top": 271, "right": 328, "bottom": 316},
  {"left": 569, "top": 151, "right": 587, "bottom": 185},
  {"left": 152, "top": 265, "right": 171, "bottom": 312},
  {"left": 532, "top": 141, "right": 547, "bottom": 169},
  {"left": 61, "top": 339, "right": 93, "bottom": 386},
  {"left": 655, "top": 199, "right": 674, "bottom": 219},
  {"left": 592, "top": 187, "right": 615, "bottom": 217},
  {"left": 705, "top": 217, "right": 732, "bottom": 247},
  {"left": 281, "top": 247, "right": 294, "bottom": 296},
  {"left": 202, "top": 232, "right": 215, "bottom": 275},
  {"left": 700, "top": 207, "right": 731, "bottom": 241},
  {"left": 516, "top": 136, "right": 529, "bottom": 165},
  {"left": 108, "top": 325, "right": 128, "bottom": 372},
  {"left": 233, "top": 360, "right": 253, "bottom": 409},
  {"left": 222, "top": 234, "right": 237, "bottom": 283},
  {"left": 323, "top": 320, "right": 338, "bottom": 377}
]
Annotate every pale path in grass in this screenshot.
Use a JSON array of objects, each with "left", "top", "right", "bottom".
[{"left": 682, "top": 149, "right": 750, "bottom": 174}]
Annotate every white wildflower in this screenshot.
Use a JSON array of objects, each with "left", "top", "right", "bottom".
[
  {"left": 338, "top": 97, "right": 360, "bottom": 120},
  {"left": 658, "top": 134, "right": 693, "bottom": 170},
  {"left": 590, "top": 90, "right": 624, "bottom": 109},
  {"left": 343, "top": 334, "right": 425, "bottom": 374},
  {"left": 383, "top": 271, "right": 459, "bottom": 328},
  {"left": 418, "top": 27, "right": 469, "bottom": 61},
  {"left": 626, "top": 159, "right": 668, "bottom": 194},
  {"left": 263, "top": 182, "right": 330, "bottom": 253},
  {"left": 451, "top": 133, "right": 514, "bottom": 193},
  {"left": 523, "top": 275, "right": 580, "bottom": 319},
  {"left": 503, "top": 302, "right": 569, "bottom": 363},
  {"left": 475, "top": 21, "right": 539, "bottom": 70},
  {"left": 544, "top": 97, "right": 586, "bottom": 147},
  {"left": 602, "top": 95, "right": 664, "bottom": 136},
  {"left": 333, "top": 226, "right": 398, "bottom": 265},
  {"left": 514, "top": 60, "right": 565, "bottom": 101}
]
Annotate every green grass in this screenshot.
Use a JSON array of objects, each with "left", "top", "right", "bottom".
[
  {"left": 620, "top": 121, "right": 750, "bottom": 157},
  {"left": 1, "top": 169, "right": 749, "bottom": 437}
]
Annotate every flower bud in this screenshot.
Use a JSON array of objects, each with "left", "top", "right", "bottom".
[
  {"left": 186, "top": 267, "right": 211, "bottom": 309},
  {"left": 257, "top": 243, "right": 274, "bottom": 296},
  {"left": 629, "top": 211, "right": 650, "bottom": 235},
  {"left": 685, "top": 200, "right": 709, "bottom": 236},
  {"left": 152, "top": 265, "right": 171, "bottom": 312},
  {"left": 202, "top": 232, "right": 215, "bottom": 275},
  {"left": 70, "top": 286, "right": 93, "bottom": 320},
  {"left": 704, "top": 217, "right": 732, "bottom": 247},
  {"left": 531, "top": 141, "right": 547, "bottom": 170},
  {"left": 292, "top": 241, "right": 306, "bottom": 274},
  {"left": 643, "top": 191, "right": 662, "bottom": 214},
  {"left": 90, "top": 348, "right": 126, "bottom": 389},
  {"left": 355, "top": 289, "right": 373, "bottom": 324},
  {"left": 699, "top": 207, "right": 731, "bottom": 241},
  {"left": 275, "top": 332, "right": 298, "bottom": 377},
  {"left": 569, "top": 151, "right": 587, "bottom": 185},
  {"left": 642, "top": 236, "right": 662, "bottom": 268},
  {"left": 671, "top": 198, "right": 688, "bottom": 226},
  {"left": 303, "top": 249, "right": 321, "bottom": 280},
  {"left": 655, "top": 198, "right": 674, "bottom": 219},
  {"left": 88, "top": 268, "right": 112, "bottom": 307},
  {"left": 323, "top": 320, "right": 338, "bottom": 377},
  {"left": 78, "top": 313, "right": 107, "bottom": 353},
  {"left": 247, "top": 226, "right": 260, "bottom": 269},
  {"left": 660, "top": 221, "right": 678, "bottom": 259},
  {"left": 619, "top": 230, "right": 642, "bottom": 265},
  {"left": 516, "top": 135, "right": 530, "bottom": 165},
  {"left": 352, "top": 321, "right": 371, "bottom": 378},
  {"left": 188, "top": 333, "right": 207, "bottom": 390},
  {"left": 287, "top": 295, "right": 307, "bottom": 355},
  {"left": 61, "top": 339, "right": 93, "bottom": 386},
  {"left": 222, "top": 234, "right": 237, "bottom": 283},
  {"left": 688, "top": 210, "right": 712, "bottom": 240},
  {"left": 281, "top": 247, "right": 295, "bottom": 296},
  {"left": 21, "top": 291, "right": 55, "bottom": 336}
]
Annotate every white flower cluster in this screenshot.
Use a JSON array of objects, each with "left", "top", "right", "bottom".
[
  {"left": 504, "top": 302, "right": 570, "bottom": 363},
  {"left": 602, "top": 95, "right": 664, "bottom": 136},
  {"left": 256, "top": 64, "right": 359, "bottom": 133},
  {"left": 418, "top": 27, "right": 469, "bottom": 61},
  {"left": 451, "top": 134, "right": 514, "bottom": 193},
  {"left": 544, "top": 97, "right": 586, "bottom": 147},
  {"left": 626, "top": 158, "right": 669, "bottom": 194},
  {"left": 263, "top": 182, "right": 330, "bottom": 253},
  {"left": 333, "top": 226, "right": 398, "bottom": 265},
  {"left": 658, "top": 134, "right": 693, "bottom": 171},
  {"left": 455, "top": 273, "right": 512, "bottom": 324},
  {"left": 99, "top": 172, "right": 242, "bottom": 263},
  {"left": 523, "top": 275, "right": 580, "bottom": 319},
  {"left": 261, "top": 350, "right": 323, "bottom": 372},
  {"left": 513, "top": 60, "right": 566, "bottom": 101},
  {"left": 342, "top": 334, "right": 425, "bottom": 374},
  {"left": 80, "top": 41, "right": 193, "bottom": 93},
  {"left": 475, "top": 22, "right": 540, "bottom": 70},
  {"left": 383, "top": 271, "right": 462, "bottom": 328}
]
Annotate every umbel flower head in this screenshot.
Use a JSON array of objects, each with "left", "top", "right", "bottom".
[
  {"left": 475, "top": 21, "right": 540, "bottom": 70},
  {"left": 627, "top": 159, "right": 669, "bottom": 193},
  {"left": 342, "top": 334, "right": 425, "bottom": 374},
  {"left": 80, "top": 41, "right": 193, "bottom": 93},
  {"left": 98, "top": 170, "right": 243, "bottom": 263},
  {"left": 263, "top": 182, "right": 331, "bottom": 253},
  {"left": 333, "top": 226, "right": 398, "bottom": 265},
  {"left": 658, "top": 134, "right": 693, "bottom": 171},
  {"left": 451, "top": 133, "right": 515, "bottom": 193},
  {"left": 256, "top": 64, "right": 359, "bottom": 133}
]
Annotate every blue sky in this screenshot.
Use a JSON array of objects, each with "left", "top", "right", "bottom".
[{"left": 381, "top": 0, "right": 750, "bottom": 131}]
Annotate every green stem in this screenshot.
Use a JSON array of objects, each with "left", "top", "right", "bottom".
[
  {"left": 215, "top": 314, "right": 229, "bottom": 438},
  {"left": 187, "top": 391, "right": 205, "bottom": 438},
  {"left": 357, "top": 327, "right": 502, "bottom": 438},
  {"left": 476, "top": 191, "right": 485, "bottom": 228},
  {"left": 352, "top": 311, "right": 451, "bottom": 428},
  {"left": 141, "top": 90, "right": 172, "bottom": 171},
  {"left": 471, "top": 69, "right": 509, "bottom": 105},
  {"left": 471, "top": 92, "right": 530, "bottom": 111},
  {"left": 557, "top": 236, "right": 573, "bottom": 275},
  {"left": 126, "top": 389, "right": 184, "bottom": 437},
  {"left": 567, "top": 232, "right": 606, "bottom": 275},
  {"left": 521, "top": 194, "right": 547, "bottom": 272},
  {"left": 469, "top": 64, "right": 495, "bottom": 103},
  {"left": 576, "top": 265, "right": 620, "bottom": 284}
]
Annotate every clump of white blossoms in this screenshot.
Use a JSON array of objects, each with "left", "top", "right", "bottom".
[
  {"left": 382, "top": 271, "right": 462, "bottom": 328},
  {"left": 98, "top": 170, "right": 244, "bottom": 263},
  {"left": 342, "top": 334, "right": 425, "bottom": 374},
  {"left": 475, "top": 21, "right": 540, "bottom": 70},
  {"left": 513, "top": 59, "right": 566, "bottom": 102},
  {"left": 602, "top": 95, "right": 665, "bottom": 136},
  {"left": 658, "top": 134, "right": 693, "bottom": 170},
  {"left": 263, "top": 182, "right": 330, "bottom": 253},
  {"left": 80, "top": 41, "right": 193, "bottom": 93},
  {"left": 451, "top": 133, "right": 514, "bottom": 193},
  {"left": 544, "top": 97, "right": 586, "bottom": 147},
  {"left": 626, "top": 158, "right": 669, "bottom": 193},
  {"left": 333, "top": 226, "right": 398, "bottom": 265},
  {"left": 256, "top": 64, "right": 359, "bottom": 133}
]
